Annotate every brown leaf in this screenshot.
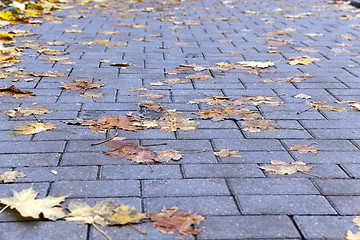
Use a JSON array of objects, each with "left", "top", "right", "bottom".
[
  {"left": 158, "top": 112, "right": 200, "bottom": 132},
  {"left": 232, "top": 95, "right": 283, "bottom": 107},
  {"left": 196, "top": 107, "right": 244, "bottom": 122},
  {"left": 60, "top": 80, "right": 104, "bottom": 91},
  {"left": 214, "top": 149, "right": 241, "bottom": 157},
  {"left": 104, "top": 140, "right": 156, "bottom": 163},
  {"left": 290, "top": 144, "right": 320, "bottom": 154},
  {"left": 80, "top": 92, "right": 103, "bottom": 98},
  {"left": 189, "top": 96, "right": 230, "bottom": 106},
  {"left": 259, "top": 160, "right": 313, "bottom": 175},
  {"left": 0, "top": 85, "right": 35, "bottom": 98},
  {"left": 11, "top": 122, "right": 57, "bottom": 135},
  {"left": 154, "top": 150, "right": 182, "bottom": 163},
  {"left": 138, "top": 93, "right": 163, "bottom": 100},
  {"left": 306, "top": 101, "right": 348, "bottom": 112},
  {"left": 138, "top": 101, "right": 166, "bottom": 112},
  {"left": 3, "top": 106, "right": 53, "bottom": 118},
  {"left": 0, "top": 171, "right": 26, "bottom": 183},
  {"left": 148, "top": 206, "right": 205, "bottom": 235},
  {"left": 242, "top": 119, "right": 278, "bottom": 132}
]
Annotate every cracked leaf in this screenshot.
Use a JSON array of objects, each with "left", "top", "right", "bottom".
[
  {"left": 148, "top": 206, "right": 205, "bottom": 235},
  {"left": 259, "top": 160, "right": 313, "bottom": 175},
  {"left": 11, "top": 122, "right": 56, "bottom": 135},
  {"left": 0, "top": 185, "right": 67, "bottom": 220},
  {"left": 290, "top": 144, "right": 320, "bottom": 154},
  {"left": 0, "top": 171, "right": 26, "bottom": 183}
]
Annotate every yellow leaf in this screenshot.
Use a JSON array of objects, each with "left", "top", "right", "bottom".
[
  {"left": 288, "top": 59, "right": 312, "bottom": 65},
  {"left": 0, "top": 185, "right": 67, "bottom": 220},
  {"left": 104, "top": 204, "right": 145, "bottom": 225},
  {"left": 11, "top": 122, "right": 57, "bottom": 135}
]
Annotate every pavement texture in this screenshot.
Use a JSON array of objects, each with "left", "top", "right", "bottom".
[{"left": 1, "top": 0, "right": 360, "bottom": 239}]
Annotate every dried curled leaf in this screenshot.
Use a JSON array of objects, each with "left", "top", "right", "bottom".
[
  {"left": 0, "top": 85, "right": 35, "bottom": 99},
  {"left": 148, "top": 206, "right": 205, "bottom": 235},
  {"left": 196, "top": 107, "right": 244, "bottom": 122},
  {"left": 290, "top": 144, "right": 320, "bottom": 154},
  {"left": 154, "top": 150, "right": 182, "bottom": 163},
  {"left": 158, "top": 114, "right": 200, "bottom": 132},
  {"left": 189, "top": 96, "right": 230, "bottom": 106},
  {"left": 80, "top": 92, "right": 103, "bottom": 98},
  {"left": 104, "top": 140, "right": 156, "bottom": 163},
  {"left": 3, "top": 106, "right": 53, "bottom": 118},
  {"left": 0, "top": 171, "right": 26, "bottom": 183},
  {"left": 0, "top": 185, "right": 67, "bottom": 220},
  {"left": 60, "top": 80, "right": 104, "bottom": 91},
  {"left": 232, "top": 95, "right": 283, "bottom": 107},
  {"left": 214, "top": 149, "right": 241, "bottom": 157},
  {"left": 259, "top": 160, "right": 313, "bottom": 175},
  {"left": 138, "top": 101, "right": 166, "bottom": 112},
  {"left": 242, "top": 119, "right": 278, "bottom": 132},
  {"left": 11, "top": 122, "right": 57, "bottom": 135},
  {"left": 306, "top": 101, "right": 348, "bottom": 112}
]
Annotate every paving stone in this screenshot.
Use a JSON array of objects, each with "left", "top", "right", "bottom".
[
  {"left": 230, "top": 178, "right": 319, "bottom": 195},
  {"left": 0, "top": 221, "right": 87, "bottom": 240},
  {"left": 143, "top": 179, "right": 230, "bottom": 197},
  {"left": 101, "top": 164, "right": 182, "bottom": 180},
  {"left": 294, "top": 216, "right": 356, "bottom": 239},
  {"left": 51, "top": 180, "right": 140, "bottom": 198},
  {"left": 197, "top": 216, "right": 301, "bottom": 239},
  {"left": 314, "top": 179, "right": 360, "bottom": 195},
  {"left": 183, "top": 163, "right": 265, "bottom": 178},
  {"left": 0, "top": 141, "right": 66, "bottom": 154},
  {"left": 212, "top": 139, "right": 285, "bottom": 151},
  {"left": 236, "top": 195, "right": 337, "bottom": 215}
]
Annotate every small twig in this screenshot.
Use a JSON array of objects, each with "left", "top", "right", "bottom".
[
  {"left": 178, "top": 148, "right": 207, "bottom": 154},
  {"left": 302, "top": 172, "right": 327, "bottom": 178},
  {"left": 297, "top": 106, "right": 313, "bottom": 115},
  {"left": 142, "top": 143, "right": 167, "bottom": 147},
  {"left": 129, "top": 223, "right": 147, "bottom": 235},
  {"left": 0, "top": 205, "right": 9, "bottom": 215},
  {"left": 32, "top": 113, "right": 40, "bottom": 122},
  {"left": 92, "top": 223, "right": 112, "bottom": 240},
  {"left": 49, "top": 129, "right": 76, "bottom": 134},
  {"left": 145, "top": 161, "right": 154, "bottom": 171},
  {"left": 91, "top": 128, "right": 118, "bottom": 146}
]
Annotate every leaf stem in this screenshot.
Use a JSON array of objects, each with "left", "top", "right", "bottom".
[
  {"left": 0, "top": 205, "right": 9, "bottom": 215},
  {"left": 92, "top": 223, "right": 112, "bottom": 240},
  {"left": 297, "top": 106, "right": 313, "bottom": 115},
  {"left": 145, "top": 161, "right": 154, "bottom": 171},
  {"left": 91, "top": 128, "right": 118, "bottom": 146},
  {"left": 129, "top": 223, "right": 147, "bottom": 235}
]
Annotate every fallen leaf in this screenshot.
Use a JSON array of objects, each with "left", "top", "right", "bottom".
[
  {"left": 237, "top": 60, "right": 274, "bottom": 68},
  {"left": 347, "top": 230, "right": 360, "bottom": 240},
  {"left": 0, "top": 171, "right": 26, "bottom": 183},
  {"left": 65, "top": 200, "right": 116, "bottom": 226},
  {"left": 103, "top": 204, "right": 145, "bottom": 225},
  {"left": 288, "top": 56, "right": 320, "bottom": 65},
  {"left": 305, "top": 33, "right": 323, "bottom": 37},
  {"left": 62, "top": 118, "right": 84, "bottom": 125},
  {"left": 259, "top": 160, "right": 313, "bottom": 175},
  {"left": 104, "top": 140, "right": 156, "bottom": 163},
  {"left": 261, "top": 77, "right": 303, "bottom": 84},
  {"left": 138, "top": 101, "right": 166, "bottom": 112},
  {"left": 129, "top": 87, "right": 147, "bottom": 92},
  {"left": 0, "top": 85, "right": 35, "bottom": 98},
  {"left": 154, "top": 150, "right": 182, "bottom": 163},
  {"left": 3, "top": 106, "right": 53, "bottom": 118},
  {"left": 110, "top": 62, "right": 131, "bottom": 67},
  {"left": 165, "top": 78, "right": 189, "bottom": 84},
  {"left": 214, "top": 149, "right": 241, "bottom": 157},
  {"left": 148, "top": 206, "right": 205, "bottom": 235},
  {"left": 350, "top": 103, "right": 360, "bottom": 111},
  {"left": 189, "top": 96, "right": 230, "bottom": 106},
  {"left": 138, "top": 93, "right": 163, "bottom": 100},
  {"left": 242, "top": 119, "right": 278, "bottom": 132},
  {"left": 306, "top": 101, "right": 348, "bottom": 112},
  {"left": 294, "top": 93, "right": 311, "bottom": 99},
  {"left": 158, "top": 113, "right": 200, "bottom": 132},
  {"left": 11, "top": 122, "right": 57, "bottom": 135},
  {"left": 290, "top": 144, "right": 320, "bottom": 154},
  {"left": 60, "top": 80, "right": 104, "bottom": 91},
  {"left": 0, "top": 185, "right": 67, "bottom": 220},
  {"left": 196, "top": 107, "right": 244, "bottom": 122},
  {"left": 80, "top": 92, "right": 103, "bottom": 98},
  {"left": 185, "top": 73, "right": 212, "bottom": 80}
]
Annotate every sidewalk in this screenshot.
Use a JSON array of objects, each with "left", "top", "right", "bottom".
[{"left": 0, "top": 0, "right": 360, "bottom": 239}]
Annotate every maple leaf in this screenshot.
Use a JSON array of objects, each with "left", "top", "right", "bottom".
[
  {"left": 103, "top": 204, "right": 145, "bottom": 225},
  {"left": 242, "top": 119, "right": 278, "bottom": 132},
  {"left": 0, "top": 171, "right": 26, "bottom": 183},
  {"left": 65, "top": 200, "right": 116, "bottom": 226},
  {"left": 154, "top": 150, "right": 182, "bottom": 163},
  {"left": 158, "top": 113, "right": 200, "bottom": 132},
  {"left": 259, "top": 160, "right": 313, "bottom": 175},
  {"left": 3, "top": 106, "right": 53, "bottom": 118},
  {"left": 60, "top": 80, "right": 104, "bottom": 91},
  {"left": 11, "top": 122, "right": 57, "bottom": 135},
  {"left": 0, "top": 185, "right": 67, "bottom": 220},
  {"left": 347, "top": 230, "right": 360, "bottom": 240},
  {"left": 148, "top": 206, "right": 205, "bottom": 235},
  {"left": 189, "top": 96, "right": 230, "bottom": 106},
  {"left": 80, "top": 92, "right": 103, "bottom": 98},
  {"left": 288, "top": 56, "right": 320, "bottom": 65},
  {"left": 306, "top": 101, "right": 348, "bottom": 112},
  {"left": 104, "top": 140, "right": 156, "bottom": 163},
  {"left": 214, "top": 149, "right": 241, "bottom": 157},
  {"left": 290, "top": 144, "right": 320, "bottom": 154},
  {"left": 0, "top": 85, "right": 35, "bottom": 98},
  {"left": 185, "top": 73, "right": 212, "bottom": 80},
  {"left": 138, "top": 101, "right": 166, "bottom": 112},
  {"left": 237, "top": 60, "right": 274, "bottom": 68},
  {"left": 82, "top": 115, "right": 152, "bottom": 133}
]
